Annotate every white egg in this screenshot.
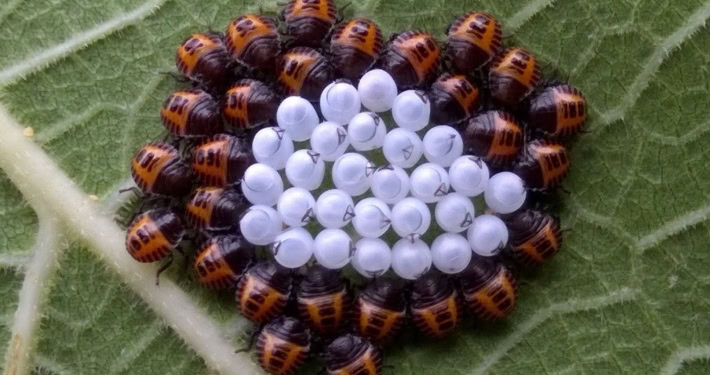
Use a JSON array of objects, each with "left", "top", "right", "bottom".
[
  {"left": 431, "top": 233, "right": 472, "bottom": 274},
  {"left": 369, "top": 164, "right": 410, "bottom": 204},
  {"left": 391, "top": 197, "right": 431, "bottom": 238},
  {"left": 320, "top": 81, "right": 361, "bottom": 124},
  {"left": 392, "top": 90, "right": 430, "bottom": 131},
  {"left": 277, "top": 187, "right": 316, "bottom": 227},
  {"left": 434, "top": 193, "right": 475, "bottom": 233},
  {"left": 409, "top": 163, "right": 450, "bottom": 203},
  {"left": 352, "top": 198, "right": 392, "bottom": 238},
  {"left": 352, "top": 238, "right": 392, "bottom": 278},
  {"left": 315, "top": 189, "right": 355, "bottom": 229},
  {"left": 382, "top": 128, "right": 423, "bottom": 169},
  {"left": 252, "top": 127, "right": 294, "bottom": 170},
  {"left": 448, "top": 156, "right": 490, "bottom": 197},
  {"left": 391, "top": 237, "right": 432, "bottom": 280},
  {"left": 467, "top": 214, "right": 509, "bottom": 257},
  {"left": 272, "top": 227, "right": 314, "bottom": 268},
  {"left": 313, "top": 229, "right": 354, "bottom": 269},
  {"left": 276, "top": 96, "right": 319, "bottom": 141},
  {"left": 422, "top": 125, "right": 463, "bottom": 167},
  {"left": 241, "top": 163, "right": 284, "bottom": 206},
  {"left": 239, "top": 205, "right": 282, "bottom": 246},
  {"left": 358, "top": 69, "right": 398, "bottom": 112},
  {"left": 348, "top": 112, "right": 386, "bottom": 151},
  {"left": 285, "top": 149, "right": 325, "bottom": 191},
  {"left": 332, "top": 153, "right": 375, "bottom": 196},
  {"left": 484, "top": 171, "right": 527, "bottom": 214},
  {"left": 310, "top": 121, "right": 349, "bottom": 162}
]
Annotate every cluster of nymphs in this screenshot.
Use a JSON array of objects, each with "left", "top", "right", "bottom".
[{"left": 123, "top": 1, "right": 587, "bottom": 374}]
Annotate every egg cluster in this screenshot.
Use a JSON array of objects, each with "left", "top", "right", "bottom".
[{"left": 122, "top": 1, "right": 587, "bottom": 374}]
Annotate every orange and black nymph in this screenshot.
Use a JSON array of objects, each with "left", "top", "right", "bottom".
[
  {"left": 236, "top": 261, "right": 293, "bottom": 323},
  {"left": 512, "top": 139, "right": 570, "bottom": 191},
  {"left": 280, "top": 0, "right": 338, "bottom": 48},
  {"left": 429, "top": 73, "right": 480, "bottom": 125},
  {"left": 445, "top": 11, "right": 502, "bottom": 74},
  {"left": 527, "top": 84, "right": 587, "bottom": 137},
  {"left": 353, "top": 278, "right": 407, "bottom": 343},
  {"left": 458, "top": 255, "right": 517, "bottom": 320},
  {"left": 161, "top": 89, "right": 223, "bottom": 137},
  {"left": 462, "top": 110, "right": 524, "bottom": 168},
  {"left": 489, "top": 47, "right": 541, "bottom": 108},
  {"left": 224, "top": 14, "right": 281, "bottom": 73},
  {"left": 184, "top": 187, "right": 248, "bottom": 231},
  {"left": 193, "top": 235, "right": 254, "bottom": 289},
  {"left": 329, "top": 18, "right": 384, "bottom": 80},
  {"left": 325, "top": 334, "right": 382, "bottom": 375},
  {"left": 256, "top": 316, "right": 311, "bottom": 375},
  {"left": 125, "top": 208, "right": 184, "bottom": 263},
  {"left": 277, "top": 47, "right": 334, "bottom": 100},
  {"left": 297, "top": 265, "right": 350, "bottom": 336},
  {"left": 192, "top": 134, "right": 253, "bottom": 187},
  {"left": 223, "top": 79, "right": 280, "bottom": 129},
  {"left": 409, "top": 273, "right": 462, "bottom": 338},
  {"left": 380, "top": 31, "right": 441, "bottom": 88},
  {"left": 175, "top": 33, "right": 233, "bottom": 88},
  {"left": 506, "top": 209, "right": 563, "bottom": 266},
  {"left": 130, "top": 142, "right": 192, "bottom": 197}
]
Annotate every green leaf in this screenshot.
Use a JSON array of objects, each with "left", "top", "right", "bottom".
[{"left": 1, "top": 0, "right": 710, "bottom": 374}]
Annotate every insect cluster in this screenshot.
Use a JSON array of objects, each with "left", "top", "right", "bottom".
[{"left": 122, "top": 1, "right": 587, "bottom": 374}]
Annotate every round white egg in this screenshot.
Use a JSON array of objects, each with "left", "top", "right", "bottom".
[
  {"left": 392, "top": 90, "right": 431, "bottom": 131},
  {"left": 352, "top": 238, "right": 392, "bottom": 278},
  {"left": 285, "top": 149, "right": 325, "bottom": 191},
  {"left": 315, "top": 189, "right": 355, "bottom": 229},
  {"left": 382, "top": 128, "right": 423, "bottom": 169},
  {"left": 484, "top": 171, "right": 527, "bottom": 214},
  {"left": 320, "top": 81, "right": 361, "bottom": 124},
  {"left": 348, "top": 112, "right": 386, "bottom": 151},
  {"left": 369, "top": 165, "right": 410, "bottom": 204},
  {"left": 357, "top": 69, "right": 398, "bottom": 112},
  {"left": 410, "top": 163, "right": 450, "bottom": 203},
  {"left": 434, "top": 193, "right": 475, "bottom": 233},
  {"left": 310, "top": 121, "right": 349, "bottom": 162},
  {"left": 352, "top": 198, "right": 392, "bottom": 238},
  {"left": 239, "top": 205, "right": 282, "bottom": 246},
  {"left": 277, "top": 187, "right": 316, "bottom": 227},
  {"left": 391, "top": 197, "right": 431, "bottom": 238},
  {"left": 252, "top": 127, "right": 294, "bottom": 170},
  {"left": 449, "top": 156, "right": 490, "bottom": 197},
  {"left": 467, "top": 214, "right": 509, "bottom": 257},
  {"left": 431, "top": 233, "right": 472, "bottom": 274},
  {"left": 276, "top": 96, "right": 319, "bottom": 141},
  {"left": 241, "top": 163, "right": 284, "bottom": 206},
  {"left": 422, "top": 125, "right": 463, "bottom": 167},
  {"left": 332, "top": 153, "right": 374, "bottom": 196},
  {"left": 391, "top": 237, "right": 432, "bottom": 280},
  {"left": 313, "top": 229, "right": 354, "bottom": 269},
  {"left": 272, "top": 227, "right": 314, "bottom": 268}
]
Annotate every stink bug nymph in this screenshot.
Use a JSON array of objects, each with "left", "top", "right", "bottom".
[
  {"left": 512, "top": 139, "right": 570, "bottom": 191},
  {"left": 429, "top": 73, "right": 480, "bottom": 125},
  {"left": 192, "top": 134, "right": 253, "bottom": 187},
  {"left": 326, "top": 334, "right": 382, "bottom": 375},
  {"left": 445, "top": 11, "right": 502, "bottom": 73},
  {"left": 277, "top": 47, "right": 334, "bottom": 101},
  {"left": 184, "top": 187, "right": 248, "bottom": 231},
  {"left": 256, "top": 316, "right": 311, "bottom": 375},
  {"left": 489, "top": 47, "right": 541, "bottom": 108},
  {"left": 297, "top": 265, "right": 350, "bottom": 336},
  {"left": 458, "top": 255, "right": 518, "bottom": 320},
  {"left": 463, "top": 110, "right": 524, "bottom": 168},
  {"left": 330, "top": 18, "right": 384, "bottom": 80},
  {"left": 224, "top": 14, "right": 281, "bottom": 74},
  {"left": 223, "top": 79, "right": 280, "bottom": 130},
  {"left": 129, "top": 142, "right": 192, "bottom": 197},
  {"left": 527, "top": 84, "right": 587, "bottom": 137},
  {"left": 380, "top": 31, "right": 441, "bottom": 88},
  {"left": 175, "top": 33, "right": 233, "bottom": 89},
  {"left": 506, "top": 209, "right": 563, "bottom": 266},
  {"left": 236, "top": 261, "right": 293, "bottom": 323},
  {"left": 161, "top": 89, "right": 223, "bottom": 138},
  {"left": 353, "top": 278, "right": 407, "bottom": 343},
  {"left": 125, "top": 208, "right": 184, "bottom": 263},
  {"left": 280, "top": 0, "right": 338, "bottom": 48},
  {"left": 409, "top": 272, "right": 462, "bottom": 338},
  {"left": 193, "top": 235, "right": 253, "bottom": 289}
]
